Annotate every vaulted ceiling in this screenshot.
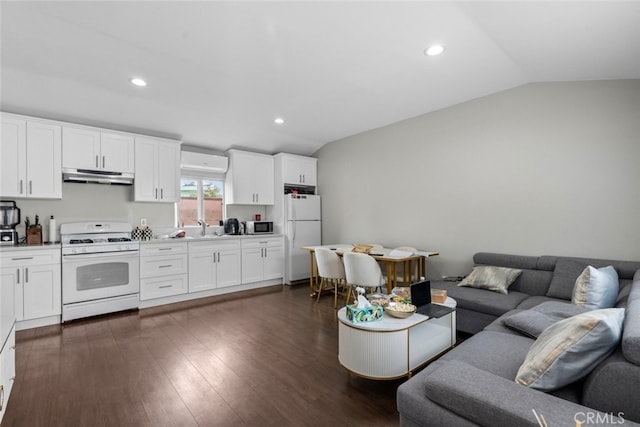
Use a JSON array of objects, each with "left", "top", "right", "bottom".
[{"left": 2, "top": 1, "right": 639, "bottom": 156}]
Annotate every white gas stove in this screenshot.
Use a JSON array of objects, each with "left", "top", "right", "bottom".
[{"left": 60, "top": 221, "right": 140, "bottom": 321}]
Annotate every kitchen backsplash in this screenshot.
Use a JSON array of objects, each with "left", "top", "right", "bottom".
[{"left": 13, "top": 182, "right": 269, "bottom": 242}]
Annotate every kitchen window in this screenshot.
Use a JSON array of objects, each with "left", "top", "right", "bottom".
[{"left": 179, "top": 178, "right": 224, "bottom": 226}]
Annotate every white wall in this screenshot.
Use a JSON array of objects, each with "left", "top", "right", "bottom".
[{"left": 315, "top": 80, "right": 640, "bottom": 279}]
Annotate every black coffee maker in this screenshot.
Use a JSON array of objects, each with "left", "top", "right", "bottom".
[
  {"left": 0, "top": 200, "right": 20, "bottom": 245},
  {"left": 223, "top": 218, "right": 241, "bottom": 235}
]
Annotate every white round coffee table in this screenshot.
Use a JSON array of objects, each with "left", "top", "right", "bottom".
[{"left": 337, "top": 297, "right": 456, "bottom": 379}]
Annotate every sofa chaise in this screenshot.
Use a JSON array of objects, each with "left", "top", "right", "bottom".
[{"left": 397, "top": 252, "right": 640, "bottom": 426}]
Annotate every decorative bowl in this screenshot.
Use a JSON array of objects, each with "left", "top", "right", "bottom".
[{"left": 384, "top": 302, "right": 417, "bottom": 318}]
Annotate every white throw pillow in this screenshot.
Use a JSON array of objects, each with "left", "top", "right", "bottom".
[
  {"left": 515, "top": 308, "right": 624, "bottom": 391},
  {"left": 572, "top": 265, "right": 619, "bottom": 309},
  {"left": 457, "top": 266, "right": 522, "bottom": 295}
]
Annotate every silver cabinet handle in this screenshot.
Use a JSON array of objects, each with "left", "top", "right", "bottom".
[
  {"left": 25, "top": 267, "right": 29, "bottom": 283},
  {"left": 1, "top": 384, "right": 4, "bottom": 411},
  {"left": 155, "top": 188, "right": 158, "bottom": 199},
  {"left": 29, "top": 180, "right": 33, "bottom": 194},
  {"left": 17, "top": 268, "right": 20, "bottom": 284},
  {"left": 158, "top": 247, "right": 172, "bottom": 251},
  {"left": 102, "top": 155, "right": 105, "bottom": 168},
  {"left": 160, "top": 188, "right": 163, "bottom": 200},
  {"left": 217, "top": 252, "right": 221, "bottom": 263},
  {"left": 20, "top": 179, "right": 23, "bottom": 194},
  {"left": 96, "top": 155, "right": 99, "bottom": 168},
  {"left": 159, "top": 285, "right": 173, "bottom": 289},
  {"left": 11, "top": 257, "right": 34, "bottom": 261},
  {"left": 158, "top": 265, "right": 173, "bottom": 268}
]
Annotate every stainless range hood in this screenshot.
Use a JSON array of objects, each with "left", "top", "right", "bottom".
[{"left": 62, "top": 168, "right": 134, "bottom": 185}]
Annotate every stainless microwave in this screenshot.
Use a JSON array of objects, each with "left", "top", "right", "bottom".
[{"left": 245, "top": 221, "right": 274, "bottom": 234}]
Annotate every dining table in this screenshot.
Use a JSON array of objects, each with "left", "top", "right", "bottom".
[{"left": 301, "top": 244, "right": 439, "bottom": 296}]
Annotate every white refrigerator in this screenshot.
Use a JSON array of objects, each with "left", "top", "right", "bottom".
[{"left": 285, "top": 194, "right": 321, "bottom": 284}]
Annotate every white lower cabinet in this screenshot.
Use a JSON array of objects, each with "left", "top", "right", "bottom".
[
  {"left": 188, "top": 240, "right": 241, "bottom": 292},
  {"left": 241, "top": 237, "right": 284, "bottom": 284},
  {"left": 0, "top": 249, "right": 61, "bottom": 322},
  {"left": 139, "top": 243, "right": 188, "bottom": 301},
  {"left": 0, "top": 325, "right": 16, "bottom": 424}
]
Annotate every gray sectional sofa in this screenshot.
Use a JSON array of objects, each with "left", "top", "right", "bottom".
[{"left": 397, "top": 252, "right": 640, "bottom": 426}]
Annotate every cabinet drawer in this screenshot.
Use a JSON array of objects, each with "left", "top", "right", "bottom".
[
  {"left": 140, "top": 254, "right": 187, "bottom": 277},
  {"left": 0, "top": 250, "right": 60, "bottom": 268},
  {"left": 189, "top": 240, "right": 241, "bottom": 253},
  {"left": 241, "top": 237, "right": 282, "bottom": 249},
  {"left": 140, "top": 275, "right": 187, "bottom": 300},
  {"left": 140, "top": 242, "right": 187, "bottom": 256}
]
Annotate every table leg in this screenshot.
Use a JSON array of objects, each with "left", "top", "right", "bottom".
[
  {"left": 309, "top": 251, "right": 317, "bottom": 297},
  {"left": 386, "top": 262, "right": 394, "bottom": 294}
]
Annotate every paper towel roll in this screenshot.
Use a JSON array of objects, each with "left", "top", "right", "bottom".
[{"left": 49, "top": 216, "right": 56, "bottom": 243}]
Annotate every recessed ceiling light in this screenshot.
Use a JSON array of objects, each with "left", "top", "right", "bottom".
[
  {"left": 424, "top": 44, "right": 446, "bottom": 56},
  {"left": 274, "top": 117, "right": 285, "bottom": 125},
  {"left": 130, "top": 77, "right": 147, "bottom": 87}
]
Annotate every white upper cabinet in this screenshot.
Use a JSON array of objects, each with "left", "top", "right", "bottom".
[
  {"left": 63, "top": 126, "right": 134, "bottom": 173},
  {"left": 0, "top": 114, "right": 62, "bottom": 199},
  {"left": 225, "top": 149, "right": 274, "bottom": 205},
  {"left": 134, "top": 136, "right": 180, "bottom": 202},
  {"left": 278, "top": 154, "right": 317, "bottom": 187}
]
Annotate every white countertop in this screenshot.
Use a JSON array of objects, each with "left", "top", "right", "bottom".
[
  {"left": 0, "top": 243, "right": 61, "bottom": 252},
  {"left": 140, "top": 234, "right": 283, "bottom": 244}
]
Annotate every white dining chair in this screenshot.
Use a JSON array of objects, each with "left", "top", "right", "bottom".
[
  {"left": 343, "top": 252, "right": 386, "bottom": 305},
  {"left": 314, "top": 248, "right": 347, "bottom": 308}
]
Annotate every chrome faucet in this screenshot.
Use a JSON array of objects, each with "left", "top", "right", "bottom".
[{"left": 197, "top": 219, "right": 207, "bottom": 236}]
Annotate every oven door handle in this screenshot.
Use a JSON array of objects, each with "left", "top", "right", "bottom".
[{"left": 62, "top": 250, "right": 139, "bottom": 261}]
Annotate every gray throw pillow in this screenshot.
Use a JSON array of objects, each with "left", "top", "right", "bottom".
[
  {"left": 572, "top": 265, "right": 619, "bottom": 309},
  {"left": 503, "top": 302, "right": 589, "bottom": 339},
  {"left": 515, "top": 308, "right": 625, "bottom": 391},
  {"left": 458, "top": 265, "right": 522, "bottom": 295}
]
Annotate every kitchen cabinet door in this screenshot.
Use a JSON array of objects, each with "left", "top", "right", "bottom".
[
  {"left": 216, "top": 248, "right": 242, "bottom": 288},
  {"left": 0, "top": 268, "right": 16, "bottom": 342},
  {"left": 0, "top": 116, "right": 26, "bottom": 197},
  {"left": 156, "top": 141, "right": 179, "bottom": 202},
  {"left": 134, "top": 136, "right": 180, "bottom": 202},
  {"left": 188, "top": 251, "right": 216, "bottom": 293},
  {"left": 282, "top": 154, "right": 317, "bottom": 187},
  {"left": 62, "top": 126, "right": 101, "bottom": 170},
  {"left": 225, "top": 150, "right": 274, "bottom": 205},
  {"left": 26, "top": 121, "right": 62, "bottom": 199},
  {"left": 241, "top": 247, "right": 264, "bottom": 284},
  {"left": 263, "top": 244, "right": 284, "bottom": 281},
  {"left": 19, "top": 263, "right": 62, "bottom": 321},
  {"left": 0, "top": 326, "right": 16, "bottom": 425},
  {"left": 100, "top": 132, "right": 135, "bottom": 173},
  {"left": 0, "top": 116, "right": 61, "bottom": 199}
]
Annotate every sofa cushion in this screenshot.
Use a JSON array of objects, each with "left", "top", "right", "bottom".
[
  {"left": 440, "top": 331, "right": 533, "bottom": 380},
  {"left": 622, "top": 282, "right": 640, "bottom": 365},
  {"left": 448, "top": 285, "right": 530, "bottom": 317},
  {"left": 516, "top": 308, "right": 625, "bottom": 391},
  {"left": 547, "top": 257, "right": 640, "bottom": 300},
  {"left": 516, "top": 295, "right": 568, "bottom": 310},
  {"left": 458, "top": 266, "right": 522, "bottom": 295},
  {"left": 503, "top": 302, "right": 589, "bottom": 338},
  {"left": 547, "top": 258, "right": 590, "bottom": 299},
  {"left": 572, "top": 265, "right": 619, "bottom": 309}
]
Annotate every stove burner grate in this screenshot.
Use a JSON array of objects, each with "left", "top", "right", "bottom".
[
  {"left": 69, "top": 239, "right": 94, "bottom": 244},
  {"left": 108, "top": 237, "right": 132, "bottom": 242}
]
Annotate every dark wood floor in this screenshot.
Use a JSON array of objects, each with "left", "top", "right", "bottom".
[{"left": 2, "top": 284, "right": 408, "bottom": 426}]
